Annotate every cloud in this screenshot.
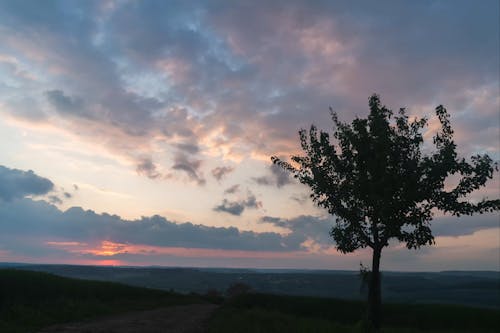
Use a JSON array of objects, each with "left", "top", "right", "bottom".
[
  {"left": 0, "top": 198, "right": 302, "bottom": 255},
  {"left": 430, "top": 214, "right": 500, "bottom": 237},
  {"left": 211, "top": 166, "right": 235, "bottom": 181},
  {"left": 136, "top": 157, "right": 161, "bottom": 179},
  {"left": 45, "top": 89, "right": 85, "bottom": 116},
  {"left": 253, "top": 164, "right": 292, "bottom": 188},
  {"left": 0, "top": 0, "right": 497, "bottom": 183},
  {"left": 244, "top": 193, "right": 262, "bottom": 209},
  {"left": 224, "top": 184, "right": 240, "bottom": 194},
  {"left": 261, "top": 213, "right": 500, "bottom": 249},
  {"left": 0, "top": 165, "right": 54, "bottom": 201},
  {"left": 174, "top": 142, "right": 200, "bottom": 154},
  {"left": 172, "top": 153, "right": 205, "bottom": 185},
  {"left": 0, "top": 197, "right": 497, "bottom": 269},
  {"left": 213, "top": 199, "right": 245, "bottom": 216},
  {"left": 213, "top": 192, "right": 262, "bottom": 216},
  {"left": 261, "top": 215, "right": 334, "bottom": 249}
]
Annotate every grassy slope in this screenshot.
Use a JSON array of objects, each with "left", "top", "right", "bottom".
[
  {"left": 208, "top": 293, "right": 500, "bottom": 333},
  {"left": 2, "top": 269, "right": 498, "bottom": 333},
  {"left": 0, "top": 269, "right": 204, "bottom": 333}
]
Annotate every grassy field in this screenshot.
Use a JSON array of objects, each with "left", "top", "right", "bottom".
[
  {"left": 0, "top": 269, "right": 204, "bottom": 333},
  {"left": 208, "top": 293, "right": 500, "bottom": 333},
  {"left": 1, "top": 269, "right": 498, "bottom": 332}
]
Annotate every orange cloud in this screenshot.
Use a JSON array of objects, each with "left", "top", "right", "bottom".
[{"left": 79, "top": 241, "right": 129, "bottom": 256}]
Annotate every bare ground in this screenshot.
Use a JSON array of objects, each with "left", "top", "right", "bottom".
[{"left": 38, "top": 304, "right": 218, "bottom": 333}]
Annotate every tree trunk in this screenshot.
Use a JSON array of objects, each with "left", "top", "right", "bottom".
[{"left": 367, "top": 247, "right": 382, "bottom": 331}]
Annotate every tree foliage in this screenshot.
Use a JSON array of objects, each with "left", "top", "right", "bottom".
[{"left": 272, "top": 94, "right": 499, "bottom": 254}]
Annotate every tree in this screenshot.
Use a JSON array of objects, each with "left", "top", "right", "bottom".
[{"left": 271, "top": 94, "right": 499, "bottom": 330}]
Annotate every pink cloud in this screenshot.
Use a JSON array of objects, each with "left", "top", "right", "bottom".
[{"left": 51, "top": 240, "right": 304, "bottom": 260}]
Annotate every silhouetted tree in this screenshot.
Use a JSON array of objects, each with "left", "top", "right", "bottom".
[{"left": 272, "top": 94, "right": 499, "bottom": 331}]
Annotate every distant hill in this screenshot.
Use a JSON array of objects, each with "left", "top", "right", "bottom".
[{"left": 3, "top": 263, "right": 498, "bottom": 308}]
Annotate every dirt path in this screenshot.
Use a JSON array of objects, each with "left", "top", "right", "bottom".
[{"left": 38, "top": 304, "right": 218, "bottom": 333}]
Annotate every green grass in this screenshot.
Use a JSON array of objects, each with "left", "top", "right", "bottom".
[
  {"left": 208, "top": 293, "right": 500, "bottom": 333},
  {"left": 0, "top": 269, "right": 204, "bottom": 333}
]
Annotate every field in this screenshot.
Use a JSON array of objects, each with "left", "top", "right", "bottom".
[
  {"left": 209, "top": 293, "right": 500, "bottom": 332},
  {"left": 1, "top": 268, "right": 499, "bottom": 332},
  {"left": 0, "top": 269, "right": 204, "bottom": 333}
]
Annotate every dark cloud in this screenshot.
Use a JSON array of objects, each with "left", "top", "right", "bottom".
[
  {"left": 0, "top": 0, "right": 95, "bottom": 34},
  {"left": 212, "top": 166, "right": 235, "bottom": 181},
  {"left": 224, "top": 184, "right": 240, "bottom": 194},
  {"left": 213, "top": 199, "right": 245, "bottom": 216},
  {"left": 172, "top": 153, "right": 205, "bottom": 185},
  {"left": 253, "top": 164, "right": 292, "bottom": 188},
  {"left": 45, "top": 90, "right": 85, "bottom": 116},
  {"left": 430, "top": 215, "right": 500, "bottom": 237},
  {"left": 244, "top": 193, "right": 262, "bottom": 210},
  {"left": 174, "top": 142, "right": 200, "bottom": 154},
  {"left": 214, "top": 192, "right": 262, "bottom": 216},
  {"left": 107, "top": 1, "right": 206, "bottom": 63},
  {"left": 0, "top": 165, "right": 54, "bottom": 201},
  {"left": 261, "top": 213, "right": 500, "bottom": 247},
  {"left": 136, "top": 157, "right": 161, "bottom": 179},
  {"left": 136, "top": 144, "right": 205, "bottom": 183},
  {"left": 63, "top": 192, "right": 72, "bottom": 199},
  {"left": 0, "top": 198, "right": 303, "bottom": 254},
  {"left": 261, "top": 215, "right": 334, "bottom": 247}
]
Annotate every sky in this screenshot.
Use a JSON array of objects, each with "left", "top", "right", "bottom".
[{"left": 0, "top": 0, "right": 498, "bottom": 271}]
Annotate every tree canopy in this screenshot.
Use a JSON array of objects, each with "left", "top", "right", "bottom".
[{"left": 272, "top": 94, "right": 499, "bottom": 254}]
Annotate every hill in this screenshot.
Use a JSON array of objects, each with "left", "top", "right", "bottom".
[
  {"left": 5, "top": 263, "right": 498, "bottom": 308},
  {"left": 0, "top": 269, "right": 204, "bottom": 333},
  {"left": 1, "top": 268, "right": 499, "bottom": 332},
  {"left": 210, "top": 293, "right": 500, "bottom": 332}
]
